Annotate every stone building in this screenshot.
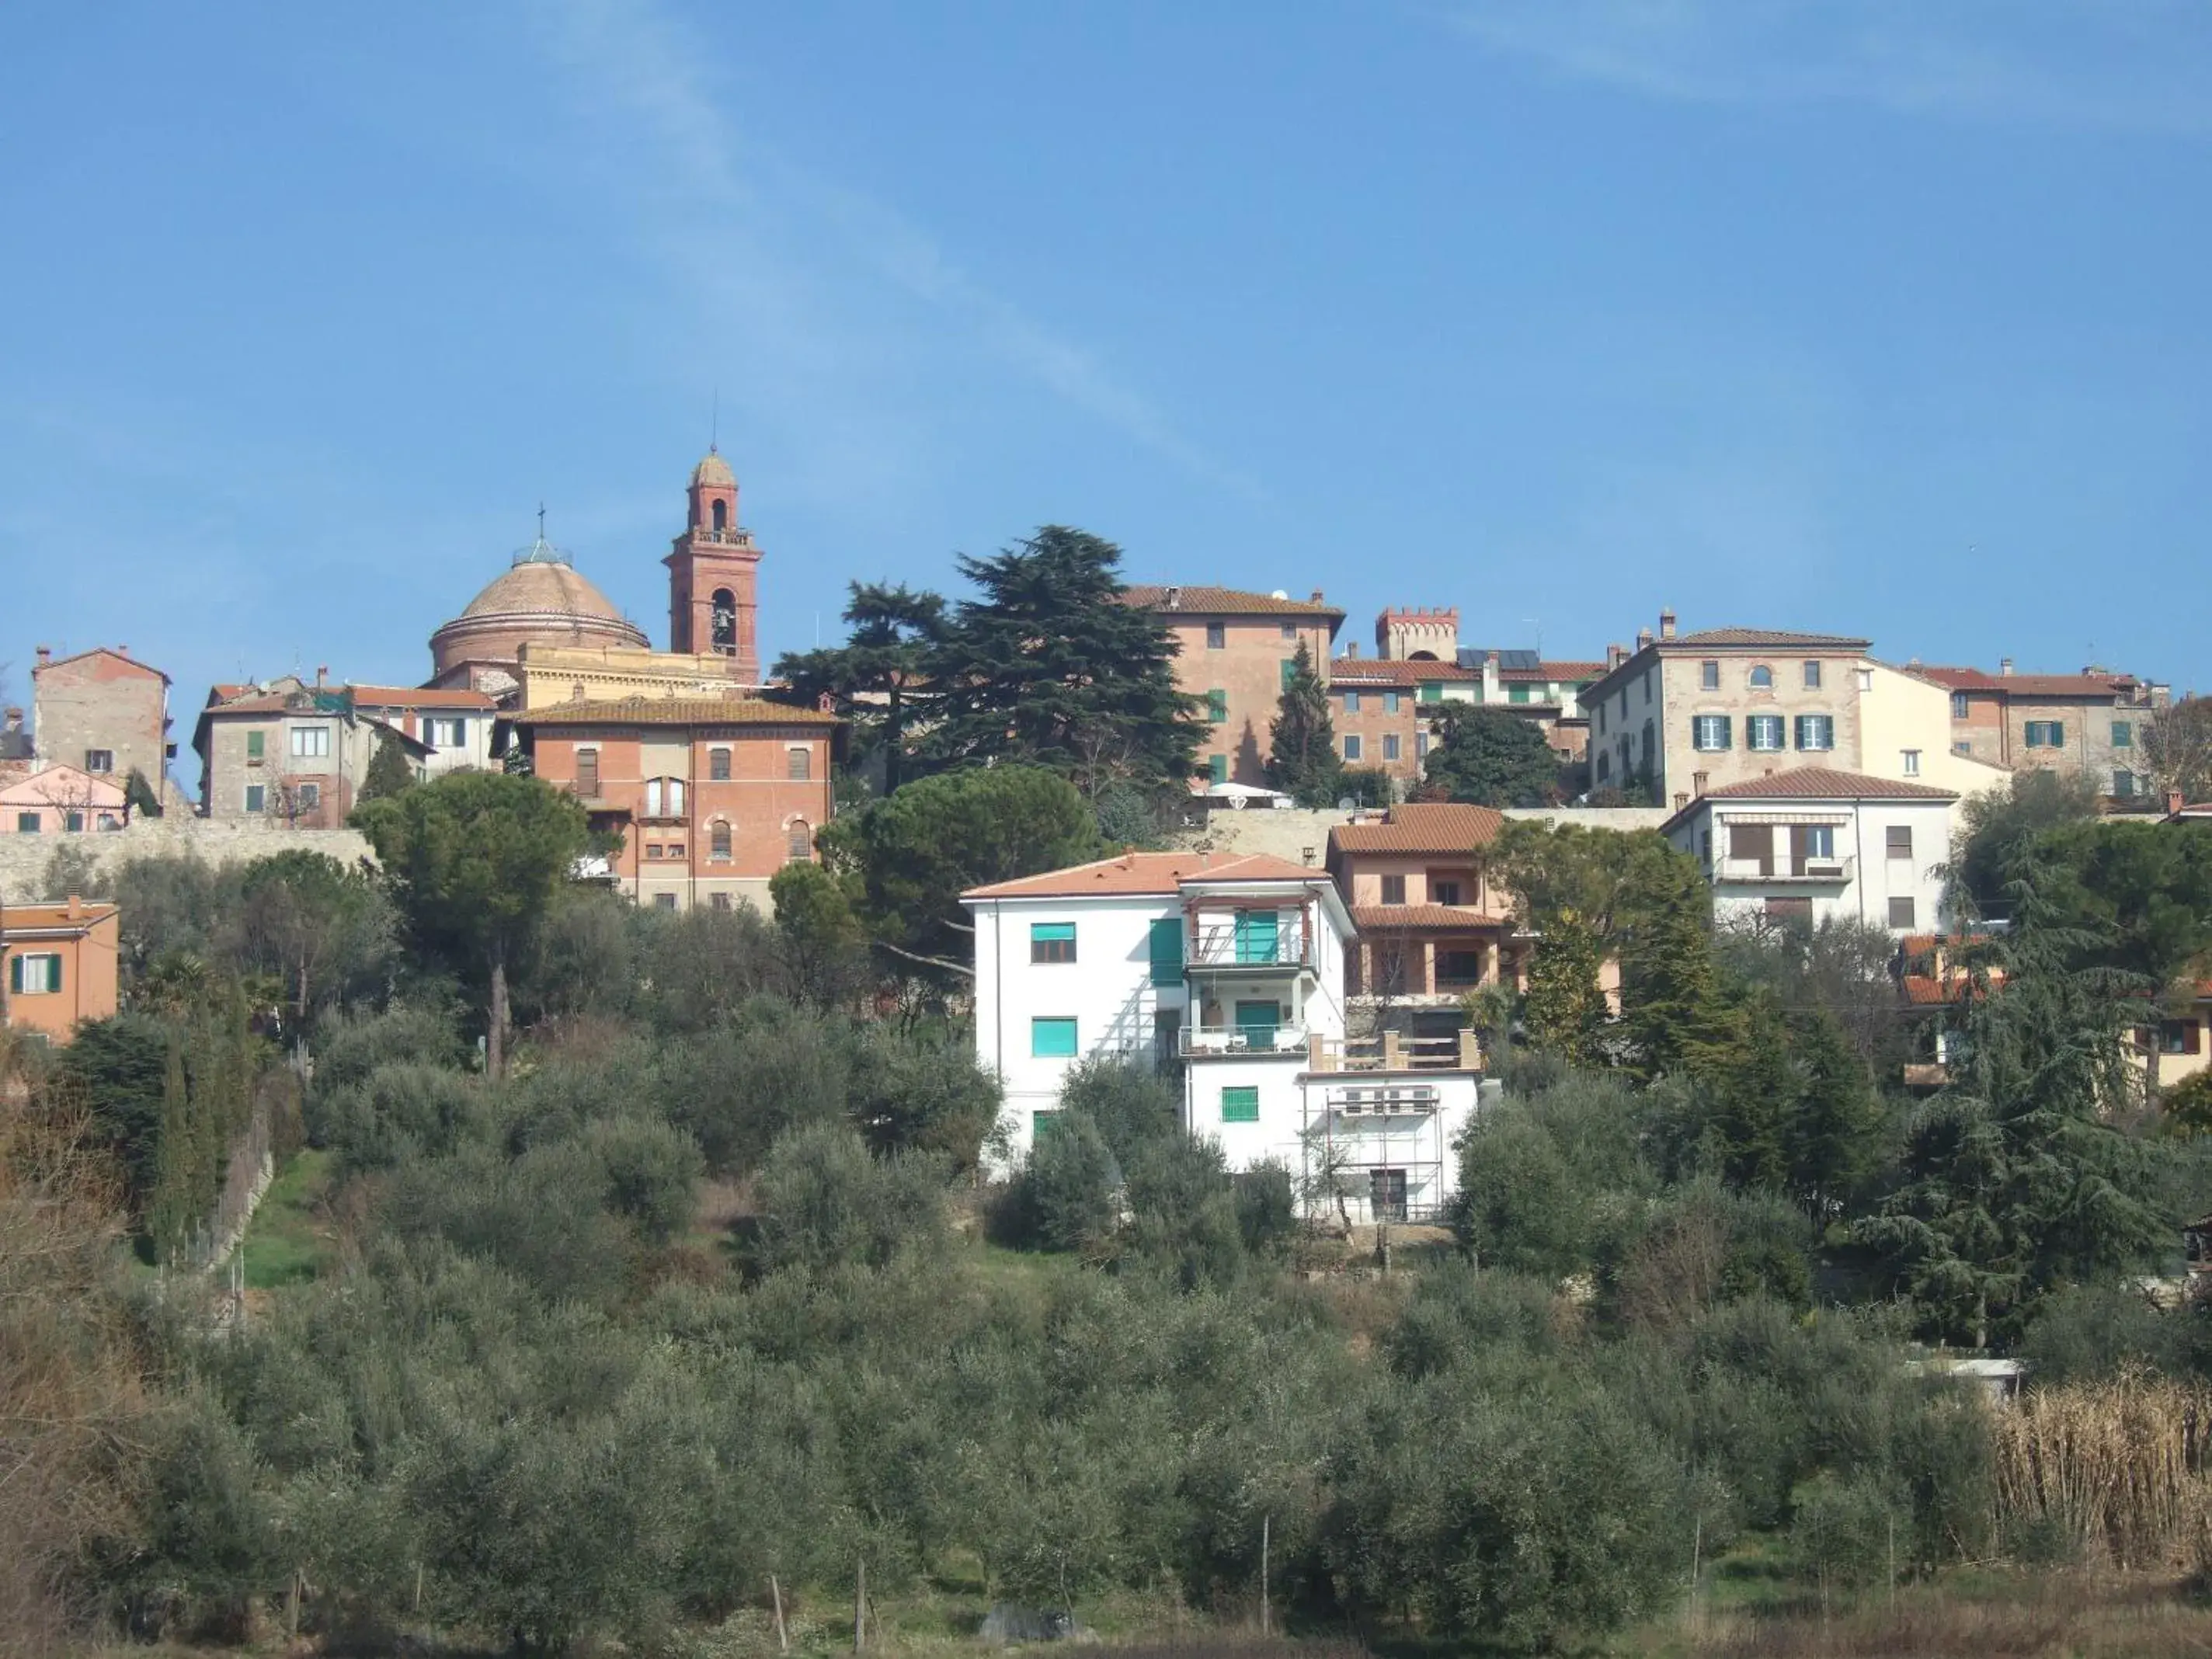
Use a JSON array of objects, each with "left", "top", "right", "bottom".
[
  {"left": 30, "top": 645, "right": 174, "bottom": 803},
  {"left": 193, "top": 675, "right": 488, "bottom": 827},
  {"left": 1918, "top": 663, "right": 2169, "bottom": 800},
  {"left": 1123, "top": 586, "right": 1344, "bottom": 788}
]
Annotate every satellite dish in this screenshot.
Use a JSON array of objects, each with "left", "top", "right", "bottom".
[
  {"left": 1337, "top": 798, "right": 1356, "bottom": 812},
  {"left": 1271, "top": 589, "right": 1289, "bottom": 600}
]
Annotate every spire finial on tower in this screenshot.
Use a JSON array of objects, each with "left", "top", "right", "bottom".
[
  {"left": 537, "top": 502, "right": 547, "bottom": 540},
  {"left": 710, "top": 388, "right": 719, "bottom": 455}
]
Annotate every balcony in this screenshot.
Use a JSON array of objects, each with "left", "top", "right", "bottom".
[
  {"left": 1713, "top": 854, "right": 1854, "bottom": 885},
  {"left": 1308, "top": 1030, "right": 1484, "bottom": 1073},
  {"left": 1185, "top": 933, "right": 1315, "bottom": 971},
  {"left": 1179, "top": 1023, "right": 1310, "bottom": 1058}
]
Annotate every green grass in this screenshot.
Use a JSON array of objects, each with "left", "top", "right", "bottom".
[{"left": 235, "top": 1148, "right": 336, "bottom": 1289}]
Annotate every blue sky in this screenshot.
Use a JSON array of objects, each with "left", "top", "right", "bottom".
[{"left": 3, "top": 1, "right": 2208, "bottom": 754}]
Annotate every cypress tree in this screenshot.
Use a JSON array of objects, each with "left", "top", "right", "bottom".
[{"left": 1266, "top": 641, "right": 1343, "bottom": 805}]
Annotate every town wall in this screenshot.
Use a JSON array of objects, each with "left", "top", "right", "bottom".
[{"left": 0, "top": 818, "right": 372, "bottom": 901}]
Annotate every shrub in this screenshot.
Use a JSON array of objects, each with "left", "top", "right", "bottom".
[
  {"left": 309, "top": 1004, "right": 465, "bottom": 1100},
  {"left": 318, "top": 1063, "right": 488, "bottom": 1175},
  {"left": 584, "top": 1115, "right": 703, "bottom": 1247},
  {"left": 748, "top": 1122, "right": 949, "bottom": 1275}
]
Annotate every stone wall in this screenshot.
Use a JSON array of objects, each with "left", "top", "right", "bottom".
[
  {"left": 1192, "top": 802, "right": 1673, "bottom": 864},
  {"left": 0, "top": 817, "right": 373, "bottom": 902}
]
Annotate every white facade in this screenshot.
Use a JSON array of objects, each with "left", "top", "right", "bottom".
[
  {"left": 1664, "top": 779, "right": 1957, "bottom": 937},
  {"left": 965, "top": 854, "right": 1483, "bottom": 1223}
]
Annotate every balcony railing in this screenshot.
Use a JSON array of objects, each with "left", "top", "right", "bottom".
[
  {"left": 1714, "top": 854, "right": 1854, "bottom": 884},
  {"left": 1308, "top": 1030, "right": 1484, "bottom": 1073},
  {"left": 1186, "top": 933, "right": 1314, "bottom": 969},
  {"left": 1179, "top": 1023, "right": 1310, "bottom": 1057}
]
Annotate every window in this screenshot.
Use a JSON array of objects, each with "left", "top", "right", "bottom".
[
  {"left": 1340, "top": 690, "right": 1359, "bottom": 715},
  {"left": 1888, "top": 896, "right": 1917, "bottom": 930},
  {"left": 1640, "top": 722, "right": 1654, "bottom": 768},
  {"left": 653, "top": 892, "right": 678, "bottom": 910},
  {"left": 1415, "top": 732, "right": 1431, "bottom": 757},
  {"left": 1209, "top": 754, "right": 1229, "bottom": 786},
  {"left": 244, "top": 785, "right": 265, "bottom": 814},
  {"left": 2161, "top": 1021, "right": 2203, "bottom": 1056},
  {"left": 787, "top": 747, "right": 811, "bottom": 781},
  {"left": 1031, "top": 923, "right": 1077, "bottom": 965},
  {"left": 1370, "top": 1169, "right": 1408, "bottom": 1223},
  {"left": 1700, "top": 660, "right": 1720, "bottom": 690},
  {"left": 1205, "top": 622, "right": 1226, "bottom": 650},
  {"left": 1382, "top": 734, "right": 1400, "bottom": 761},
  {"left": 430, "top": 718, "right": 469, "bottom": 747},
  {"left": 1209, "top": 688, "right": 1229, "bottom": 722},
  {"left": 13, "top": 812, "right": 37, "bottom": 833},
  {"left": 2026, "top": 721, "right": 2064, "bottom": 749},
  {"left": 708, "top": 747, "right": 731, "bottom": 781},
  {"left": 2115, "top": 770, "right": 2137, "bottom": 798},
  {"left": 1343, "top": 735, "right": 1363, "bottom": 761},
  {"left": 1280, "top": 659, "right": 1297, "bottom": 690},
  {"left": 785, "top": 820, "right": 812, "bottom": 862},
  {"left": 1746, "top": 715, "right": 1784, "bottom": 752},
  {"left": 572, "top": 747, "right": 600, "bottom": 796},
  {"left": 296, "top": 783, "right": 321, "bottom": 810},
  {"left": 710, "top": 586, "right": 738, "bottom": 652},
  {"left": 1220, "top": 1086, "right": 1259, "bottom": 1124},
  {"left": 1692, "top": 715, "right": 1732, "bottom": 752},
  {"left": 1856, "top": 668, "right": 1873, "bottom": 692},
  {"left": 1803, "top": 826, "right": 1835, "bottom": 860},
  {"left": 1281, "top": 622, "right": 1296, "bottom": 639},
  {"left": 1955, "top": 741, "right": 1973, "bottom": 754},
  {"left": 1597, "top": 705, "right": 1607, "bottom": 736},
  {"left": 1595, "top": 753, "right": 1611, "bottom": 782},
  {"left": 2113, "top": 721, "right": 2134, "bottom": 750},
  {"left": 1383, "top": 691, "right": 1401, "bottom": 714},
  {"left": 85, "top": 748, "right": 113, "bottom": 773},
  {"left": 290, "top": 725, "right": 330, "bottom": 758},
  {"left": 1509, "top": 684, "right": 1532, "bottom": 705},
  {"left": 1032, "top": 1111, "right": 1061, "bottom": 1141},
  {"left": 709, "top": 820, "right": 732, "bottom": 861},
  {"left": 1431, "top": 879, "right": 1462, "bottom": 906},
  {"left": 711, "top": 499, "right": 729, "bottom": 532},
  {"left": 1149, "top": 917, "right": 1184, "bottom": 986},
  {"left": 1643, "top": 674, "right": 1652, "bottom": 705},
  {"left": 709, "top": 892, "right": 732, "bottom": 911},
  {"left": 1951, "top": 693, "right": 1970, "bottom": 720},
  {"left": 1803, "top": 661, "right": 1822, "bottom": 689},
  {"left": 245, "top": 730, "right": 265, "bottom": 760},
  {"left": 1380, "top": 874, "right": 1407, "bottom": 906},
  {"left": 1031, "top": 1017, "right": 1079, "bottom": 1058},
  {"left": 1887, "top": 826, "right": 1913, "bottom": 858},
  {"left": 1901, "top": 750, "right": 1922, "bottom": 777},
  {"left": 1418, "top": 683, "right": 1443, "bottom": 704},
  {"left": 8, "top": 953, "right": 61, "bottom": 995},
  {"left": 1794, "top": 715, "right": 1835, "bottom": 751},
  {"left": 1748, "top": 665, "right": 1774, "bottom": 690},
  {"left": 645, "top": 777, "right": 686, "bottom": 819},
  {"left": 64, "top": 812, "right": 84, "bottom": 832}
]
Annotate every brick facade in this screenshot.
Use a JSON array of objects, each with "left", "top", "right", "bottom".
[
  {"left": 1124, "top": 587, "right": 1343, "bottom": 788},
  {"left": 31, "top": 646, "right": 172, "bottom": 803}
]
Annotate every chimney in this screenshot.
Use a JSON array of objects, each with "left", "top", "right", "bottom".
[
  {"left": 315, "top": 665, "right": 328, "bottom": 690},
  {"left": 2000, "top": 657, "right": 2015, "bottom": 676},
  {"left": 1659, "top": 608, "right": 1677, "bottom": 640},
  {"left": 65, "top": 892, "right": 82, "bottom": 920},
  {"left": 1302, "top": 845, "right": 1316, "bottom": 865},
  {"left": 1674, "top": 792, "right": 1689, "bottom": 812},
  {"left": 1310, "top": 589, "right": 1325, "bottom": 604},
  {"left": 34, "top": 645, "right": 50, "bottom": 669},
  {"left": 1636, "top": 628, "right": 1654, "bottom": 652},
  {"left": 1345, "top": 642, "right": 1359, "bottom": 657},
  {"left": 2, "top": 707, "right": 19, "bottom": 731},
  {"left": 1164, "top": 585, "right": 1181, "bottom": 610},
  {"left": 2172, "top": 791, "right": 2187, "bottom": 819},
  {"left": 1692, "top": 770, "right": 1709, "bottom": 798}
]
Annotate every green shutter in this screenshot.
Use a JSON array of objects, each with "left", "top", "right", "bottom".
[
  {"left": 1207, "top": 688, "right": 1227, "bottom": 722},
  {"left": 1280, "top": 659, "right": 1297, "bottom": 689},
  {"left": 1233, "top": 1000, "right": 1279, "bottom": 1049},
  {"left": 1031, "top": 923, "right": 1075, "bottom": 943},
  {"left": 2113, "top": 722, "right": 2133, "bottom": 749},
  {"left": 1509, "top": 684, "right": 1531, "bottom": 704},
  {"left": 1148, "top": 918, "right": 1184, "bottom": 985},
  {"left": 1031, "top": 1017, "right": 1078, "bottom": 1058},
  {"left": 6, "top": 956, "right": 19, "bottom": 995},
  {"left": 1234, "top": 909, "right": 1280, "bottom": 964},
  {"left": 1220, "top": 1086, "right": 1260, "bottom": 1123},
  {"left": 1418, "top": 682, "right": 1443, "bottom": 704},
  {"left": 245, "top": 730, "right": 264, "bottom": 759},
  {"left": 1209, "top": 754, "right": 1228, "bottom": 785}
]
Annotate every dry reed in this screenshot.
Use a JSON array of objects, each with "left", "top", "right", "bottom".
[{"left": 1994, "top": 1368, "right": 2212, "bottom": 1569}]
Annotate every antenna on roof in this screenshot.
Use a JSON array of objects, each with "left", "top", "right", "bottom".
[{"left": 711, "top": 387, "right": 719, "bottom": 454}]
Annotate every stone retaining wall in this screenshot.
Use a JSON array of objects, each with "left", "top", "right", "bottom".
[{"left": 0, "top": 817, "right": 373, "bottom": 900}]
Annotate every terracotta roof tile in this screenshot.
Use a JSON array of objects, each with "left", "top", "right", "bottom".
[
  {"left": 963, "top": 851, "right": 1323, "bottom": 900},
  {"left": 2, "top": 901, "right": 119, "bottom": 933},
  {"left": 1349, "top": 903, "right": 1504, "bottom": 931},
  {"left": 347, "top": 685, "right": 499, "bottom": 709},
  {"left": 1328, "top": 659, "right": 1481, "bottom": 685},
  {"left": 1693, "top": 768, "right": 1958, "bottom": 802},
  {"left": 1670, "top": 627, "right": 1872, "bottom": 649},
  {"left": 510, "top": 697, "right": 841, "bottom": 728},
  {"left": 1500, "top": 660, "right": 1607, "bottom": 681},
  {"left": 33, "top": 645, "right": 170, "bottom": 683},
  {"left": 1917, "top": 665, "right": 2137, "bottom": 698},
  {"left": 1331, "top": 802, "right": 1506, "bottom": 854},
  {"left": 1123, "top": 584, "right": 1346, "bottom": 619}
]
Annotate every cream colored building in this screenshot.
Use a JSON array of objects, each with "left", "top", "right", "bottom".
[
  {"left": 1854, "top": 660, "right": 2011, "bottom": 799},
  {"left": 514, "top": 642, "right": 763, "bottom": 711}
]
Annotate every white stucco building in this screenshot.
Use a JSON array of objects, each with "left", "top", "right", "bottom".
[
  {"left": 964, "top": 850, "right": 1484, "bottom": 1223},
  {"left": 1661, "top": 767, "right": 1958, "bottom": 937}
]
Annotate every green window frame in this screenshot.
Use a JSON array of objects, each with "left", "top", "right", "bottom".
[
  {"left": 1032, "top": 1110, "right": 1061, "bottom": 1141},
  {"left": 245, "top": 729, "right": 264, "bottom": 760},
  {"left": 1508, "top": 683, "right": 1532, "bottom": 704},
  {"left": 2026, "top": 721, "right": 2064, "bottom": 749},
  {"left": 1148, "top": 917, "right": 1184, "bottom": 986},
  {"left": 1417, "top": 682, "right": 1443, "bottom": 704},
  {"left": 14, "top": 812, "right": 38, "bottom": 833},
  {"left": 1030, "top": 922, "right": 1076, "bottom": 965},
  {"left": 1031, "top": 1017, "right": 1078, "bottom": 1058},
  {"left": 1206, "top": 688, "right": 1228, "bottom": 723},
  {"left": 2112, "top": 721, "right": 2134, "bottom": 750},
  {"left": 244, "top": 784, "right": 265, "bottom": 814},
  {"left": 1280, "top": 659, "right": 1297, "bottom": 690},
  {"left": 1208, "top": 753, "right": 1229, "bottom": 786},
  {"left": 1794, "top": 715, "right": 1835, "bottom": 752},
  {"left": 1220, "top": 1086, "right": 1259, "bottom": 1124}
]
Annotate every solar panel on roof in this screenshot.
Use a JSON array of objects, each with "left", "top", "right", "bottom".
[{"left": 1497, "top": 649, "right": 1541, "bottom": 671}]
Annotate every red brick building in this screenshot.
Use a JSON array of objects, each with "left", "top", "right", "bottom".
[
  {"left": 1123, "top": 586, "right": 1344, "bottom": 788},
  {"left": 510, "top": 697, "right": 841, "bottom": 912}
]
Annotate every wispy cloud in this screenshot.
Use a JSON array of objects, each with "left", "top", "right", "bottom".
[
  {"left": 534, "top": 0, "right": 1264, "bottom": 500},
  {"left": 1441, "top": 1, "right": 2212, "bottom": 134}
]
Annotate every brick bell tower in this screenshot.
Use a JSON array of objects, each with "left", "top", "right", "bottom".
[{"left": 665, "top": 447, "right": 761, "bottom": 682}]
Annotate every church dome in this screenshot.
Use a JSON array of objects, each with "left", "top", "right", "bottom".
[
  {"left": 429, "top": 527, "right": 650, "bottom": 688},
  {"left": 690, "top": 449, "right": 735, "bottom": 489}
]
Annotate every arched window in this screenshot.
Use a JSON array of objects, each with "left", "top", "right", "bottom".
[
  {"left": 1748, "top": 664, "right": 1774, "bottom": 690},
  {"left": 785, "top": 819, "right": 811, "bottom": 863},
  {"left": 710, "top": 820, "right": 732, "bottom": 861},
  {"left": 711, "top": 588, "right": 737, "bottom": 653},
  {"left": 711, "top": 499, "right": 728, "bottom": 533},
  {"left": 645, "top": 777, "right": 686, "bottom": 819}
]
